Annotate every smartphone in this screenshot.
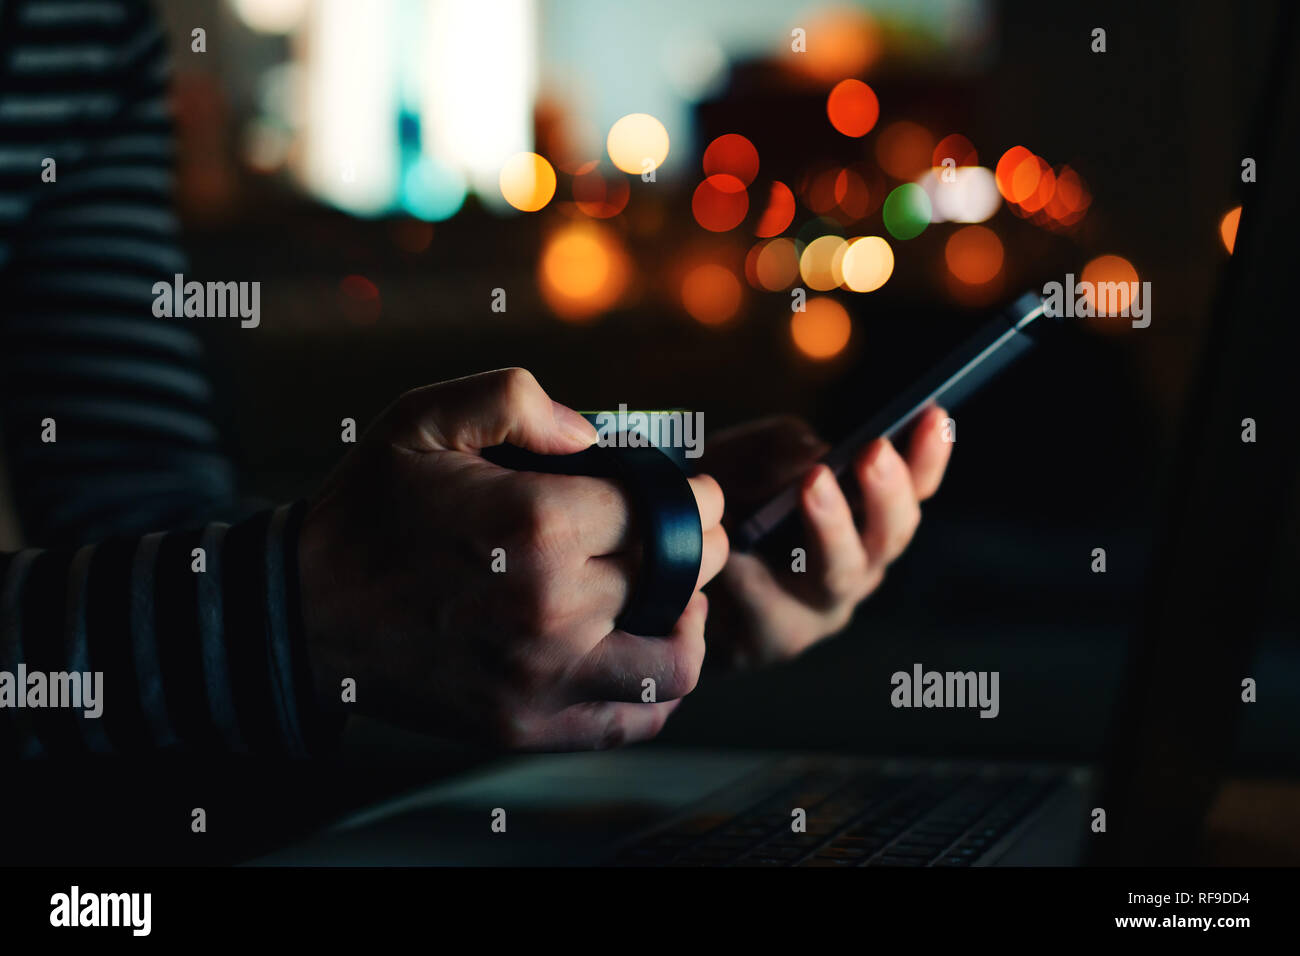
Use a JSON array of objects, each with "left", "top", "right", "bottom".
[{"left": 733, "top": 290, "right": 1052, "bottom": 555}]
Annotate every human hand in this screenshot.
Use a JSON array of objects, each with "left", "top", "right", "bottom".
[
  {"left": 297, "top": 368, "right": 728, "bottom": 749},
  {"left": 701, "top": 407, "right": 952, "bottom": 668}
]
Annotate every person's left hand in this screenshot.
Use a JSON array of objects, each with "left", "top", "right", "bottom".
[{"left": 700, "top": 406, "right": 953, "bottom": 668}]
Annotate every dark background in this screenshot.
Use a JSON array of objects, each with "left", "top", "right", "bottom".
[{"left": 6, "top": 0, "right": 1297, "bottom": 864}]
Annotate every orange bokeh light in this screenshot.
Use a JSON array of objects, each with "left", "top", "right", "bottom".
[
  {"left": 791, "top": 296, "right": 852, "bottom": 360},
  {"left": 833, "top": 168, "right": 870, "bottom": 220},
  {"left": 692, "top": 174, "right": 749, "bottom": 232},
  {"left": 787, "top": 9, "right": 881, "bottom": 82},
  {"left": 826, "top": 79, "right": 879, "bottom": 138},
  {"left": 1018, "top": 158, "right": 1054, "bottom": 213},
  {"left": 1080, "top": 254, "right": 1140, "bottom": 316},
  {"left": 682, "top": 263, "right": 743, "bottom": 325},
  {"left": 944, "top": 225, "right": 1004, "bottom": 285},
  {"left": 572, "top": 161, "right": 630, "bottom": 219},
  {"left": 875, "top": 121, "right": 934, "bottom": 181},
  {"left": 538, "top": 222, "right": 629, "bottom": 322},
  {"left": 1043, "top": 165, "right": 1089, "bottom": 225},
  {"left": 1220, "top": 205, "right": 1241, "bottom": 254},
  {"left": 755, "top": 237, "right": 800, "bottom": 290},
  {"left": 704, "top": 134, "right": 760, "bottom": 188},
  {"left": 996, "top": 146, "right": 1037, "bottom": 203},
  {"left": 755, "top": 181, "right": 796, "bottom": 237}
]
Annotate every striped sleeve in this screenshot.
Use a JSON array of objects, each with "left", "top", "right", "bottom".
[
  {"left": 0, "top": 0, "right": 339, "bottom": 755},
  {"left": 0, "top": 501, "right": 337, "bottom": 756}
]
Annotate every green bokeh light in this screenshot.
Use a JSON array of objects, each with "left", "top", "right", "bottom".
[{"left": 882, "top": 184, "right": 931, "bottom": 240}]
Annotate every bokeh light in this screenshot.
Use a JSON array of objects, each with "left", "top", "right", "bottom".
[
  {"left": 787, "top": 9, "right": 881, "bottom": 82},
  {"left": 538, "top": 222, "right": 629, "bottom": 322},
  {"left": 403, "top": 156, "right": 466, "bottom": 221},
  {"left": 1220, "top": 205, "right": 1241, "bottom": 254},
  {"left": 755, "top": 237, "right": 800, "bottom": 290},
  {"left": 944, "top": 225, "right": 1004, "bottom": 285},
  {"left": 229, "top": 0, "right": 309, "bottom": 34},
  {"left": 995, "top": 146, "right": 1043, "bottom": 205},
  {"left": 572, "top": 161, "right": 630, "bottom": 219},
  {"left": 1043, "top": 165, "right": 1090, "bottom": 226},
  {"left": 339, "top": 274, "right": 380, "bottom": 325},
  {"left": 799, "top": 235, "right": 848, "bottom": 291},
  {"left": 498, "top": 152, "right": 557, "bottom": 212},
  {"left": 682, "top": 263, "right": 743, "bottom": 325},
  {"left": 876, "top": 121, "right": 934, "bottom": 181},
  {"left": 840, "top": 236, "right": 894, "bottom": 293},
  {"left": 704, "top": 134, "right": 759, "bottom": 187},
  {"left": 921, "top": 166, "right": 1001, "bottom": 223},
  {"left": 826, "top": 79, "right": 879, "bottom": 138},
  {"left": 833, "top": 167, "right": 870, "bottom": 220},
  {"left": 882, "top": 183, "right": 931, "bottom": 239},
  {"left": 791, "top": 296, "right": 852, "bottom": 359},
  {"left": 755, "top": 181, "right": 796, "bottom": 237},
  {"left": 693, "top": 174, "right": 749, "bottom": 231},
  {"left": 1018, "top": 158, "right": 1054, "bottom": 214},
  {"left": 1080, "top": 254, "right": 1140, "bottom": 316},
  {"left": 933, "top": 133, "right": 978, "bottom": 169},
  {"left": 606, "top": 113, "right": 670, "bottom": 175}
]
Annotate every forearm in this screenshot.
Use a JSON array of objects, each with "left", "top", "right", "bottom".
[{"left": 0, "top": 501, "right": 341, "bottom": 756}]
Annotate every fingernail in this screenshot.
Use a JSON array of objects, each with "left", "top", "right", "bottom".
[
  {"left": 809, "top": 466, "right": 837, "bottom": 510},
  {"left": 552, "top": 401, "right": 598, "bottom": 446}
]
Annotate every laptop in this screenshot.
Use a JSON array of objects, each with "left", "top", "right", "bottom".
[{"left": 254, "top": 8, "right": 1297, "bottom": 869}]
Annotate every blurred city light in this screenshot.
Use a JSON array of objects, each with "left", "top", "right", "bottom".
[
  {"left": 693, "top": 174, "right": 749, "bottom": 232},
  {"left": 791, "top": 297, "right": 852, "bottom": 359},
  {"left": 944, "top": 225, "right": 1004, "bottom": 285},
  {"left": 1080, "top": 254, "right": 1140, "bottom": 316},
  {"left": 840, "top": 236, "right": 894, "bottom": 292},
  {"left": 499, "top": 151, "right": 557, "bottom": 212},
  {"left": 826, "top": 79, "right": 879, "bottom": 138},
  {"left": 1220, "top": 205, "right": 1242, "bottom": 254},
  {"left": 607, "top": 113, "right": 670, "bottom": 175},
  {"left": 538, "top": 222, "right": 630, "bottom": 321},
  {"left": 682, "top": 263, "right": 743, "bottom": 325}
]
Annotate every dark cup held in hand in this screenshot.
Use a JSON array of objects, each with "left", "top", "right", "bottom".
[{"left": 481, "top": 411, "right": 702, "bottom": 637}]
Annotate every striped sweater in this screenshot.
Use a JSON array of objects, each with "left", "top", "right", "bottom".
[{"left": 0, "top": 0, "right": 329, "bottom": 756}]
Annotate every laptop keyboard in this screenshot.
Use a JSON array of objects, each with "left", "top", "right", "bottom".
[{"left": 613, "top": 763, "right": 1061, "bottom": 867}]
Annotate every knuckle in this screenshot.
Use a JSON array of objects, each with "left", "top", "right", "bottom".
[
  {"left": 889, "top": 504, "right": 922, "bottom": 555},
  {"left": 507, "top": 488, "right": 575, "bottom": 568},
  {"left": 824, "top": 561, "right": 866, "bottom": 599},
  {"left": 495, "top": 367, "right": 541, "bottom": 409},
  {"left": 595, "top": 706, "right": 630, "bottom": 750}
]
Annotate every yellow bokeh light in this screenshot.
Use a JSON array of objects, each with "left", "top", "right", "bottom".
[
  {"left": 606, "top": 113, "right": 670, "bottom": 175},
  {"left": 840, "top": 236, "right": 894, "bottom": 293},
  {"left": 799, "top": 235, "right": 847, "bottom": 291},
  {"left": 538, "top": 222, "right": 629, "bottom": 322},
  {"left": 499, "top": 152, "right": 557, "bottom": 212},
  {"left": 756, "top": 237, "right": 800, "bottom": 290},
  {"left": 791, "top": 296, "right": 852, "bottom": 360}
]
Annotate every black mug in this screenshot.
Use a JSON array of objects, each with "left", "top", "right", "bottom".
[{"left": 481, "top": 408, "right": 703, "bottom": 636}]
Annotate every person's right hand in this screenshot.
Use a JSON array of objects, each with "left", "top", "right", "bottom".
[{"left": 296, "top": 368, "right": 728, "bottom": 750}]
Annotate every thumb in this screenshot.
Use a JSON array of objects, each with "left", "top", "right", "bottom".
[{"left": 380, "top": 367, "right": 598, "bottom": 455}]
